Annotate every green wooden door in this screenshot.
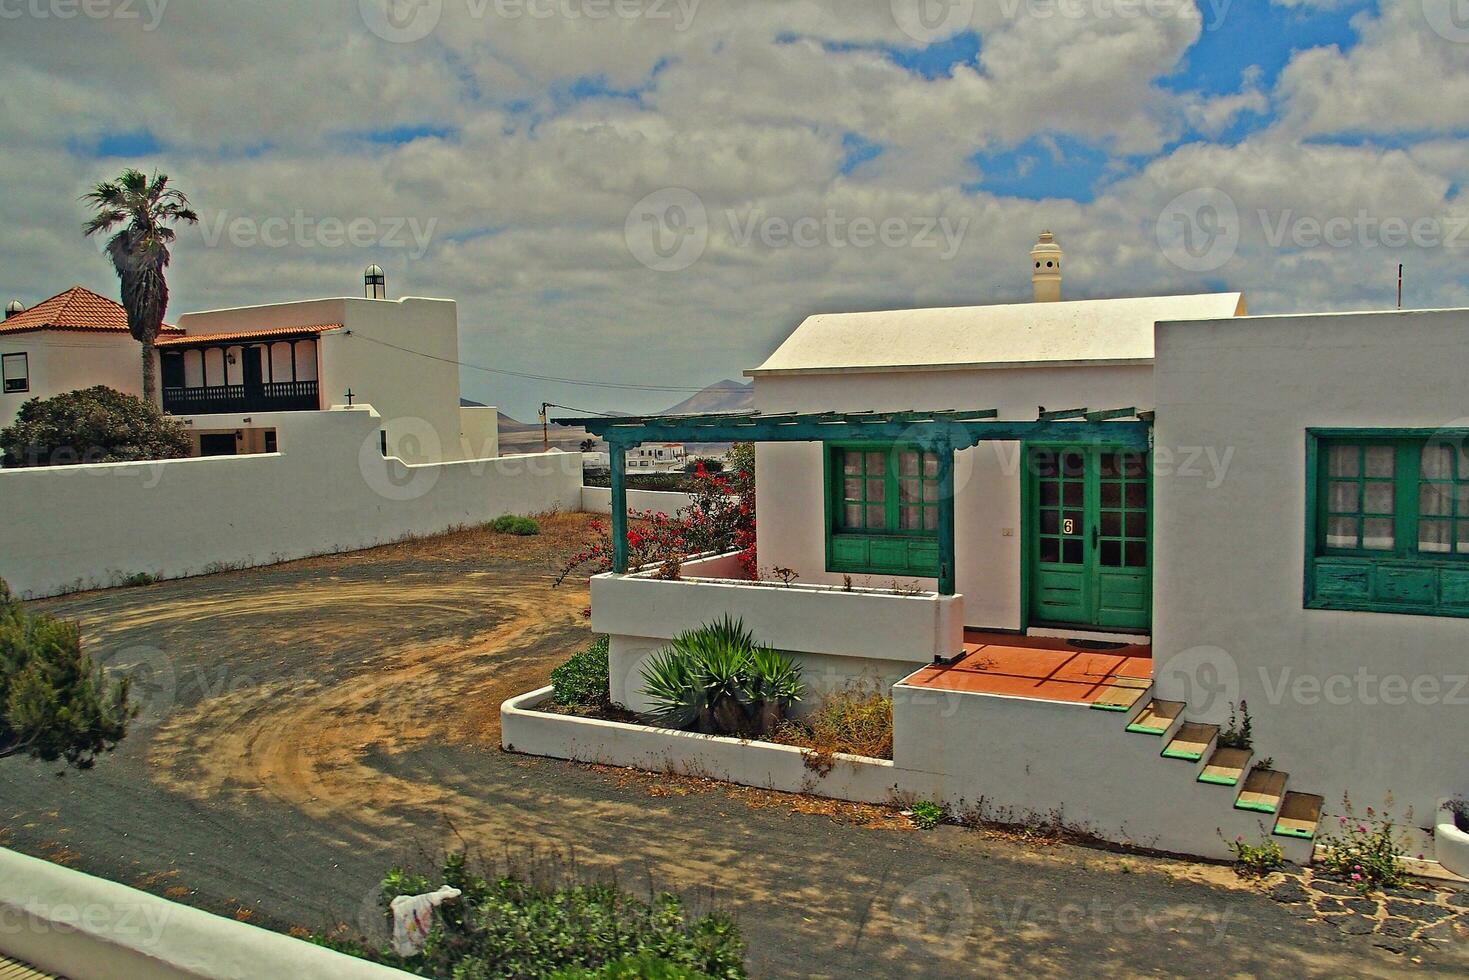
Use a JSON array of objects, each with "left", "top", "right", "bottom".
[{"left": 1028, "top": 447, "right": 1152, "bottom": 631}]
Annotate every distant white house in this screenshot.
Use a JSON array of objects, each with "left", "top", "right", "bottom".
[
  {"left": 626, "top": 443, "right": 687, "bottom": 470},
  {"left": 2, "top": 270, "right": 498, "bottom": 462},
  {"left": 529, "top": 232, "right": 1468, "bottom": 870}
]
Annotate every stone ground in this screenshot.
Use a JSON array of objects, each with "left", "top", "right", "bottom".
[{"left": 0, "top": 512, "right": 1464, "bottom": 977}]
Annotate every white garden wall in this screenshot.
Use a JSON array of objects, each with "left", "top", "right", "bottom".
[
  {"left": 0, "top": 846, "right": 401, "bottom": 979},
  {"left": 1153, "top": 308, "right": 1469, "bottom": 832},
  {"left": 579, "top": 486, "right": 695, "bottom": 516},
  {"left": 0, "top": 407, "right": 580, "bottom": 598}
]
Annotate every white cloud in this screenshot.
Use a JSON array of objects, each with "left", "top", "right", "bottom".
[{"left": 0, "top": 0, "right": 1466, "bottom": 415}]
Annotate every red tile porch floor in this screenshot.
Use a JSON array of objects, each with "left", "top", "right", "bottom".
[{"left": 904, "top": 630, "right": 1153, "bottom": 704}]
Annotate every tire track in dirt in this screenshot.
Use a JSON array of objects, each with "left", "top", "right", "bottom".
[{"left": 146, "top": 583, "right": 592, "bottom": 844}]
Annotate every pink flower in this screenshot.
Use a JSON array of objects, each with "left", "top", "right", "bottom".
[{"left": 1350, "top": 873, "right": 1362, "bottom": 882}]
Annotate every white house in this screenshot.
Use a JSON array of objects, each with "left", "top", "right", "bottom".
[
  {"left": 0, "top": 285, "right": 186, "bottom": 425},
  {"left": 625, "top": 443, "right": 687, "bottom": 470},
  {"left": 528, "top": 233, "right": 1467, "bottom": 868},
  {"left": 2, "top": 271, "right": 498, "bottom": 463}
]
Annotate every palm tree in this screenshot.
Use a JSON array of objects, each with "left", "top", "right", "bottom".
[{"left": 83, "top": 170, "right": 197, "bottom": 403}]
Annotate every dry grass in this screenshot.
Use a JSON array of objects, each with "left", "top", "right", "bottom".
[
  {"left": 773, "top": 680, "right": 894, "bottom": 760},
  {"left": 293, "top": 510, "right": 599, "bottom": 569}
]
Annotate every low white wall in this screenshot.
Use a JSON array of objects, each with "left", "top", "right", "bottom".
[
  {"left": 503, "top": 687, "right": 902, "bottom": 803},
  {"left": 591, "top": 573, "right": 964, "bottom": 664},
  {"left": 0, "top": 846, "right": 401, "bottom": 980},
  {"left": 0, "top": 407, "right": 581, "bottom": 598},
  {"left": 579, "top": 486, "right": 696, "bottom": 516}
]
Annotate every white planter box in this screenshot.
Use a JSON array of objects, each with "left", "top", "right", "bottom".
[
  {"left": 590, "top": 568, "right": 964, "bottom": 664},
  {"left": 1435, "top": 800, "right": 1469, "bottom": 879},
  {"left": 501, "top": 687, "right": 902, "bottom": 805}
]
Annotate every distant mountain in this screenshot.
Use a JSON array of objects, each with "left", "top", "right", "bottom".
[
  {"left": 656, "top": 380, "right": 753, "bottom": 416},
  {"left": 460, "top": 397, "right": 487, "bottom": 407}
]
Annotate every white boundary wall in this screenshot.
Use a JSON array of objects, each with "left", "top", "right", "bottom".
[
  {"left": 0, "top": 846, "right": 402, "bottom": 979},
  {"left": 0, "top": 406, "right": 581, "bottom": 598},
  {"left": 579, "top": 486, "right": 695, "bottom": 516}
]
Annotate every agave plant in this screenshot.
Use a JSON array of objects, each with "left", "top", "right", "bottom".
[
  {"left": 638, "top": 618, "right": 804, "bottom": 737},
  {"left": 639, "top": 646, "right": 703, "bottom": 730}
]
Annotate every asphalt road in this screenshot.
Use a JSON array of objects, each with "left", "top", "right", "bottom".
[{"left": 2, "top": 516, "right": 1463, "bottom": 977}]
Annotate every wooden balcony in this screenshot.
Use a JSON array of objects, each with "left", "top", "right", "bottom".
[{"left": 162, "top": 380, "right": 319, "bottom": 415}]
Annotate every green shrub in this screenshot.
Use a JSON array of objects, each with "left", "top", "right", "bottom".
[
  {"left": 551, "top": 952, "right": 715, "bottom": 979},
  {"left": 491, "top": 515, "right": 541, "bottom": 536},
  {"left": 1217, "top": 701, "right": 1254, "bottom": 751},
  {"left": 551, "top": 636, "right": 610, "bottom": 707},
  {"left": 0, "top": 578, "right": 133, "bottom": 767},
  {"left": 332, "top": 853, "right": 747, "bottom": 979},
  {"left": 1317, "top": 794, "right": 1414, "bottom": 893},
  {"left": 1221, "top": 832, "right": 1285, "bottom": 877},
  {"left": 0, "top": 386, "right": 191, "bottom": 468},
  {"left": 639, "top": 618, "right": 802, "bottom": 737},
  {"left": 910, "top": 800, "right": 945, "bottom": 830}
]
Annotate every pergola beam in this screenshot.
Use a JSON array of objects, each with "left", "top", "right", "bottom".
[{"left": 567, "top": 408, "right": 1155, "bottom": 590}]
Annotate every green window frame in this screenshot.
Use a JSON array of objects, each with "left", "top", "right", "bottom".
[
  {"left": 825, "top": 443, "right": 941, "bottom": 577},
  {"left": 1306, "top": 429, "right": 1469, "bottom": 618}
]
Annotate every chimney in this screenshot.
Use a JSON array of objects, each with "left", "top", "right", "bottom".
[
  {"left": 4, "top": 300, "right": 23, "bottom": 320},
  {"left": 1031, "top": 231, "right": 1063, "bottom": 302},
  {"left": 364, "top": 264, "right": 386, "bottom": 300}
]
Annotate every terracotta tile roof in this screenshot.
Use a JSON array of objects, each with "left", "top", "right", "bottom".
[
  {"left": 0, "top": 285, "right": 182, "bottom": 337},
  {"left": 154, "top": 324, "right": 342, "bottom": 347}
]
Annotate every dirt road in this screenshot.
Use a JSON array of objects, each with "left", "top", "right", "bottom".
[{"left": 2, "top": 513, "right": 1463, "bottom": 977}]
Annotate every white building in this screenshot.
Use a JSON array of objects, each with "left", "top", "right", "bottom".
[
  {"left": 1, "top": 285, "right": 185, "bottom": 425},
  {"left": 534, "top": 233, "right": 1468, "bottom": 868},
  {"left": 2, "top": 272, "right": 498, "bottom": 463},
  {"left": 625, "top": 443, "right": 687, "bottom": 470}
]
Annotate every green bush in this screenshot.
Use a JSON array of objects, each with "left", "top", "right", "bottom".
[
  {"left": 639, "top": 618, "right": 802, "bottom": 737},
  {"left": 551, "top": 636, "right": 610, "bottom": 707},
  {"left": 332, "top": 853, "right": 747, "bottom": 979},
  {"left": 1221, "top": 833, "right": 1285, "bottom": 878},
  {"left": 491, "top": 515, "right": 541, "bottom": 536},
  {"left": 0, "top": 386, "right": 191, "bottom": 468},
  {"left": 910, "top": 800, "right": 945, "bottom": 831},
  {"left": 551, "top": 953, "right": 714, "bottom": 979},
  {"left": 0, "top": 578, "right": 133, "bottom": 767}
]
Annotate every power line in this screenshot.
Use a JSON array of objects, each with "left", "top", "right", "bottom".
[{"left": 348, "top": 333, "right": 747, "bottom": 394}]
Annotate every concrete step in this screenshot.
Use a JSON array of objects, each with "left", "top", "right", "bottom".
[
  {"left": 1274, "top": 791, "right": 1325, "bottom": 841},
  {"left": 1235, "top": 767, "right": 1289, "bottom": 815},
  {"left": 1125, "top": 699, "right": 1185, "bottom": 737},
  {"left": 1198, "top": 746, "right": 1252, "bottom": 787},
  {"left": 1161, "top": 723, "right": 1218, "bottom": 762},
  {"left": 1091, "top": 675, "right": 1151, "bottom": 713}
]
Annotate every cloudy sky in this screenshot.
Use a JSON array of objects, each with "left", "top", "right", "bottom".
[{"left": 2, "top": 0, "right": 1467, "bottom": 416}]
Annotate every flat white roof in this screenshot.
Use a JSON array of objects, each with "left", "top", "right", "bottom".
[{"left": 749, "top": 292, "right": 1246, "bottom": 376}]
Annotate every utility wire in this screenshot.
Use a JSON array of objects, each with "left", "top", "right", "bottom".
[{"left": 348, "top": 333, "right": 747, "bottom": 394}]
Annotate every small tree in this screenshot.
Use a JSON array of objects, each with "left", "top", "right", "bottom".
[
  {"left": 0, "top": 386, "right": 192, "bottom": 468},
  {"left": 0, "top": 579, "right": 133, "bottom": 767},
  {"left": 83, "top": 168, "right": 198, "bottom": 403}
]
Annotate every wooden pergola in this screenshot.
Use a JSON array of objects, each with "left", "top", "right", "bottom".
[{"left": 557, "top": 408, "right": 1153, "bottom": 595}]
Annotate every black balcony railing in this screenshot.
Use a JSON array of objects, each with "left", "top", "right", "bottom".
[{"left": 162, "top": 380, "right": 320, "bottom": 415}]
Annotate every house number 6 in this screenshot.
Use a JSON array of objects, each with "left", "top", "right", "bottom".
[{"left": 1063, "top": 518, "right": 1076, "bottom": 534}]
